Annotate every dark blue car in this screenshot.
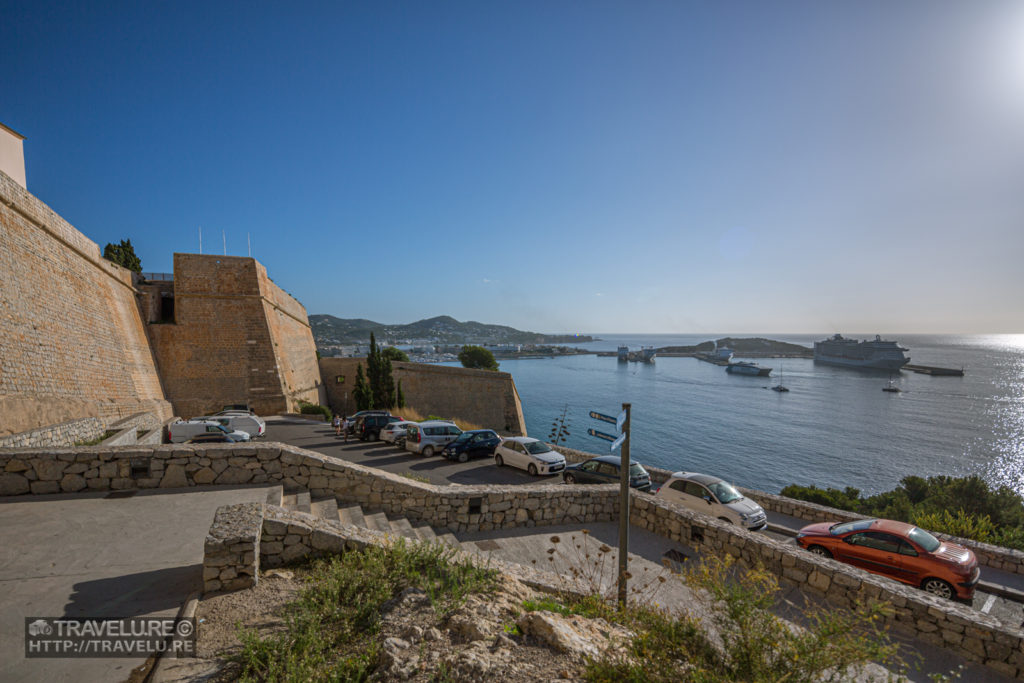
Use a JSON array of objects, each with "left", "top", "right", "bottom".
[
  {"left": 442, "top": 429, "right": 502, "bottom": 463},
  {"left": 562, "top": 455, "right": 652, "bottom": 492}
]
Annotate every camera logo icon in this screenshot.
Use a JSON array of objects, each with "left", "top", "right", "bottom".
[{"left": 28, "top": 619, "right": 52, "bottom": 636}]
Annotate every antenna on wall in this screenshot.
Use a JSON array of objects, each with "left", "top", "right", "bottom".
[
  {"left": 247, "top": 233, "right": 252, "bottom": 257},
  {"left": 199, "top": 226, "right": 203, "bottom": 254},
  {"left": 222, "top": 229, "right": 226, "bottom": 256}
]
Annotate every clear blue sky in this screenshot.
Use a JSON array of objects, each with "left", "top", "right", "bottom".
[{"left": 4, "top": 0, "right": 1023, "bottom": 334}]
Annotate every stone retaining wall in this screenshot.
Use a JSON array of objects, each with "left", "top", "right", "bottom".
[
  {"left": 101, "top": 427, "right": 139, "bottom": 448},
  {"left": 203, "top": 502, "right": 263, "bottom": 593},
  {"left": 109, "top": 412, "right": 162, "bottom": 433},
  {"left": 629, "top": 493, "right": 1024, "bottom": 678},
  {"left": 0, "top": 418, "right": 104, "bottom": 449}
]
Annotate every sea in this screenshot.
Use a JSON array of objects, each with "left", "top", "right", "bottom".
[{"left": 444, "top": 334, "right": 1024, "bottom": 497}]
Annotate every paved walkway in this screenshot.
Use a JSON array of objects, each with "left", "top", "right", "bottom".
[{"left": 0, "top": 485, "right": 275, "bottom": 683}]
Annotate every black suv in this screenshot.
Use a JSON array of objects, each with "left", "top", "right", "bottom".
[
  {"left": 354, "top": 414, "right": 402, "bottom": 442},
  {"left": 442, "top": 429, "right": 501, "bottom": 463}
]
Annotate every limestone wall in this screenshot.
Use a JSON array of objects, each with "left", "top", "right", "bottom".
[
  {"left": 146, "top": 254, "right": 321, "bottom": 417},
  {"left": 0, "top": 171, "right": 173, "bottom": 436},
  {"left": 319, "top": 358, "right": 526, "bottom": 435},
  {"left": 0, "top": 417, "right": 104, "bottom": 448}
]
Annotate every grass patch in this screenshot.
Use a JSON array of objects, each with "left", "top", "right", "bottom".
[
  {"left": 234, "top": 539, "right": 496, "bottom": 681},
  {"left": 74, "top": 430, "right": 118, "bottom": 446},
  {"left": 398, "top": 471, "right": 430, "bottom": 484},
  {"left": 394, "top": 406, "right": 487, "bottom": 432}
]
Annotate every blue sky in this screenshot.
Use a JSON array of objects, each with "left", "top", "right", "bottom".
[{"left": 3, "top": 1, "right": 1023, "bottom": 334}]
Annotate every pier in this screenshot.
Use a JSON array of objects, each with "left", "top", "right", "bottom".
[{"left": 904, "top": 364, "right": 965, "bottom": 376}]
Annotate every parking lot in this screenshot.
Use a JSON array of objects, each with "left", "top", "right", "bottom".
[{"left": 265, "top": 417, "right": 564, "bottom": 487}]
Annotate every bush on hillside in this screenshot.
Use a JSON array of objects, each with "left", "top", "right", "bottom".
[{"left": 298, "top": 401, "right": 332, "bottom": 420}]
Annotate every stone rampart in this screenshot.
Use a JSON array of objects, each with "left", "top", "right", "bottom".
[
  {"left": 0, "top": 170, "right": 173, "bottom": 435},
  {"left": 320, "top": 358, "right": 526, "bottom": 435},
  {"left": 145, "top": 254, "right": 322, "bottom": 418}
]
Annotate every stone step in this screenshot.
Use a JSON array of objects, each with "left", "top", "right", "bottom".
[
  {"left": 294, "top": 491, "right": 312, "bottom": 515},
  {"left": 265, "top": 485, "right": 284, "bottom": 507},
  {"left": 281, "top": 493, "right": 297, "bottom": 508},
  {"left": 310, "top": 497, "right": 338, "bottom": 520},
  {"left": 434, "top": 531, "right": 461, "bottom": 549},
  {"left": 337, "top": 504, "right": 367, "bottom": 528},
  {"left": 411, "top": 524, "right": 437, "bottom": 543},
  {"left": 363, "top": 511, "right": 390, "bottom": 533},
  {"left": 386, "top": 516, "right": 418, "bottom": 539}
]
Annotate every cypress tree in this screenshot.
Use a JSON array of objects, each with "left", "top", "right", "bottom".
[
  {"left": 353, "top": 364, "right": 373, "bottom": 411},
  {"left": 396, "top": 379, "right": 406, "bottom": 409}
]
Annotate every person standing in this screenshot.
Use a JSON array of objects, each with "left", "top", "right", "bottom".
[
  {"left": 342, "top": 415, "right": 351, "bottom": 443},
  {"left": 332, "top": 413, "right": 342, "bottom": 437}
]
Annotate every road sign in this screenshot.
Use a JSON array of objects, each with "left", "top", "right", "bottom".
[
  {"left": 589, "top": 411, "right": 617, "bottom": 426},
  {"left": 616, "top": 409, "right": 627, "bottom": 434},
  {"left": 587, "top": 428, "right": 617, "bottom": 443},
  {"left": 611, "top": 432, "right": 626, "bottom": 452}
]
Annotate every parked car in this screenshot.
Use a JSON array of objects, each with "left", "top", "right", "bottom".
[
  {"left": 796, "top": 518, "right": 980, "bottom": 601},
  {"left": 562, "top": 455, "right": 651, "bottom": 491},
  {"left": 354, "top": 414, "right": 403, "bottom": 441},
  {"left": 168, "top": 420, "right": 251, "bottom": 443},
  {"left": 186, "top": 432, "right": 245, "bottom": 443},
  {"left": 443, "top": 430, "right": 502, "bottom": 463},
  {"left": 655, "top": 472, "right": 767, "bottom": 530},
  {"left": 381, "top": 421, "right": 417, "bottom": 446},
  {"left": 196, "top": 413, "right": 266, "bottom": 438},
  {"left": 494, "top": 437, "right": 566, "bottom": 476},
  {"left": 404, "top": 421, "right": 462, "bottom": 456}
]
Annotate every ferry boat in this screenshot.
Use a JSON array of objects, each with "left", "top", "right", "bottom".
[
  {"left": 814, "top": 334, "right": 909, "bottom": 371},
  {"left": 726, "top": 362, "right": 771, "bottom": 377}
]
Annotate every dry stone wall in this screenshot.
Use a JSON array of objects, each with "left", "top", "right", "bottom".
[
  {"left": 0, "top": 170, "right": 173, "bottom": 436},
  {"left": 0, "top": 417, "right": 104, "bottom": 448},
  {"left": 320, "top": 358, "right": 526, "bottom": 435}
]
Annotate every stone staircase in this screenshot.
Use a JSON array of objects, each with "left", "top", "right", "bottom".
[{"left": 279, "top": 490, "right": 462, "bottom": 549}]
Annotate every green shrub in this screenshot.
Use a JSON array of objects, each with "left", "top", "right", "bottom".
[{"left": 297, "top": 401, "right": 332, "bottom": 420}]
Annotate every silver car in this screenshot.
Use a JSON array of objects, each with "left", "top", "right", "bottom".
[{"left": 403, "top": 420, "right": 462, "bottom": 456}]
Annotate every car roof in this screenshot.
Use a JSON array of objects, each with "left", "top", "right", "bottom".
[
  {"left": 463, "top": 429, "right": 497, "bottom": 435},
  {"left": 415, "top": 420, "right": 458, "bottom": 426},
  {"left": 503, "top": 436, "right": 539, "bottom": 443},
  {"left": 590, "top": 455, "right": 627, "bottom": 465},
  {"left": 670, "top": 472, "right": 723, "bottom": 486}
]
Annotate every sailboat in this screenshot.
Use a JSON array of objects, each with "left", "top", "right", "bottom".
[
  {"left": 771, "top": 362, "right": 789, "bottom": 392},
  {"left": 882, "top": 374, "right": 901, "bottom": 393}
]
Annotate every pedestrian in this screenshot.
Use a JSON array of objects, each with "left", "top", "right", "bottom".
[
  {"left": 332, "top": 413, "right": 341, "bottom": 437},
  {"left": 342, "top": 415, "right": 351, "bottom": 443}
]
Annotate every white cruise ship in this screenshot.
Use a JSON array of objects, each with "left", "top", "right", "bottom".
[{"left": 813, "top": 334, "right": 910, "bottom": 370}]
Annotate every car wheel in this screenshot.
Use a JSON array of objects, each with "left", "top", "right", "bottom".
[
  {"left": 807, "top": 545, "right": 832, "bottom": 559},
  {"left": 495, "top": 454, "right": 504, "bottom": 467},
  {"left": 717, "top": 517, "right": 732, "bottom": 524},
  {"left": 423, "top": 446, "right": 434, "bottom": 457},
  {"left": 922, "top": 578, "right": 954, "bottom": 600},
  {"left": 458, "top": 452, "right": 468, "bottom": 463},
  {"left": 528, "top": 464, "right": 538, "bottom": 476},
  {"left": 564, "top": 473, "right": 576, "bottom": 484}
]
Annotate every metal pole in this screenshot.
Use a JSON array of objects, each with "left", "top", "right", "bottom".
[{"left": 618, "top": 402, "right": 631, "bottom": 607}]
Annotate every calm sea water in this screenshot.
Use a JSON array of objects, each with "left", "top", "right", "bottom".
[{"left": 448, "top": 334, "right": 1024, "bottom": 496}]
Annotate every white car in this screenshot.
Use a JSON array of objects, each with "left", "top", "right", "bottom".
[
  {"left": 381, "top": 420, "right": 417, "bottom": 445},
  {"left": 168, "top": 420, "right": 251, "bottom": 444},
  {"left": 196, "top": 413, "right": 266, "bottom": 438},
  {"left": 655, "top": 472, "right": 767, "bottom": 530},
  {"left": 493, "top": 437, "right": 566, "bottom": 476}
]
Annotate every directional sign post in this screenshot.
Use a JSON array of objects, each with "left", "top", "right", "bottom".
[
  {"left": 617, "top": 403, "right": 631, "bottom": 607},
  {"left": 587, "top": 404, "right": 632, "bottom": 607}
]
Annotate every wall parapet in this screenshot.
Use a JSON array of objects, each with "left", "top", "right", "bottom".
[{"left": 0, "top": 418, "right": 104, "bottom": 449}]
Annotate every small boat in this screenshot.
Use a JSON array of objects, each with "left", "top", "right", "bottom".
[
  {"left": 772, "top": 363, "right": 789, "bottom": 392},
  {"left": 882, "top": 375, "right": 901, "bottom": 393},
  {"left": 726, "top": 362, "right": 771, "bottom": 377}
]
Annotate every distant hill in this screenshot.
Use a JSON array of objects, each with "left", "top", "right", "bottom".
[{"left": 310, "top": 314, "right": 595, "bottom": 346}]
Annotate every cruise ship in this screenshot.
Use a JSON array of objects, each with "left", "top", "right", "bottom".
[{"left": 814, "top": 334, "right": 910, "bottom": 370}]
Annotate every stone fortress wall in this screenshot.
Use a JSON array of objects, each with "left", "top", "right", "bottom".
[
  {"left": 143, "top": 254, "right": 323, "bottom": 418},
  {"left": 319, "top": 358, "right": 527, "bottom": 435},
  {"left": 0, "top": 170, "right": 173, "bottom": 436}
]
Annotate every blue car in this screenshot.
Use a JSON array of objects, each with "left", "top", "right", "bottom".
[
  {"left": 442, "top": 429, "right": 502, "bottom": 463},
  {"left": 562, "top": 455, "right": 652, "bottom": 492}
]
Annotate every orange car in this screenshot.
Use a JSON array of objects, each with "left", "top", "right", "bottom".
[{"left": 795, "top": 518, "right": 980, "bottom": 601}]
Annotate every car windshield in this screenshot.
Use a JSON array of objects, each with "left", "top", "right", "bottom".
[
  {"left": 830, "top": 519, "right": 875, "bottom": 535},
  {"left": 629, "top": 463, "right": 647, "bottom": 477},
  {"left": 708, "top": 481, "right": 742, "bottom": 504},
  {"left": 525, "top": 441, "right": 552, "bottom": 455},
  {"left": 908, "top": 526, "right": 941, "bottom": 552},
  {"left": 452, "top": 433, "right": 472, "bottom": 443}
]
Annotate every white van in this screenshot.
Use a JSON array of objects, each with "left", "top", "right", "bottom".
[
  {"left": 168, "top": 420, "right": 251, "bottom": 444},
  {"left": 196, "top": 414, "right": 266, "bottom": 438},
  {"left": 403, "top": 420, "right": 462, "bottom": 456}
]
